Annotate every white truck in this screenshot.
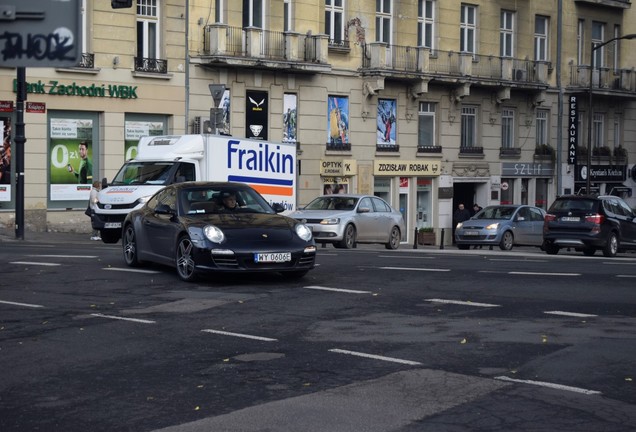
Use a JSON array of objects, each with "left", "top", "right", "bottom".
[{"left": 93, "top": 134, "right": 297, "bottom": 243}]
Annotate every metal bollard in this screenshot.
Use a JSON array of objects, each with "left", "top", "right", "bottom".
[
  {"left": 413, "top": 227, "right": 418, "bottom": 249},
  {"left": 439, "top": 228, "right": 445, "bottom": 249}
]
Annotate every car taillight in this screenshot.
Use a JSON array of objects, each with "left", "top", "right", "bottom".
[
  {"left": 585, "top": 214, "right": 604, "bottom": 224},
  {"left": 544, "top": 214, "right": 556, "bottom": 222}
]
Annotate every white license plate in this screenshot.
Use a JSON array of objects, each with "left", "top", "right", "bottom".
[
  {"left": 104, "top": 222, "right": 122, "bottom": 229},
  {"left": 254, "top": 252, "right": 292, "bottom": 263},
  {"left": 560, "top": 217, "right": 580, "bottom": 222},
  {"left": 464, "top": 230, "right": 480, "bottom": 236}
]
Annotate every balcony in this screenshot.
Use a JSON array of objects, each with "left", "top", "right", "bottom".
[
  {"left": 459, "top": 146, "right": 484, "bottom": 156},
  {"left": 574, "top": 0, "right": 631, "bottom": 9},
  {"left": 417, "top": 145, "right": 442, "bottom": 154},
  {"left": 201, "top": 25, "right": 331, "bottom": 73},
  {"left": 569, "top": 64, "right": 636, "bottom": 93},
  {"left": 499, "top": 147, "right": 521, "bottom": 158},
  {"left": 134, "top": 57, "right": 168, "bottom": 74},
  {"left": 360, "top": 42, "right": 549, "bottom": 89},
  {"left": 376, "top": 144, "right": 399, "bottom": 152}
]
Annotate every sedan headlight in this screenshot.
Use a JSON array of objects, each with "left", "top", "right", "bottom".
[
  {"left": 456, "top": 222, "right": 463, "bottom": 229},
  {"left": 485, "top": 223, "right": 500, "bottom": 230},
  {"left": 320, "top": 217, "right": 340, "bottom": 225},
  {"left": 295, "top": 223, "right": 313, "bottom": 241},
  {"left": 203, "top": 225, "right": 225, "bottom": 243}
]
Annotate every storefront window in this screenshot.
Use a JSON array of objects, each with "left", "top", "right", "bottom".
[
  {"left": 374, "top": 177, "right": 391, "bottom": 203},
  {"left": 501, "top": 178, "right": 514, "bottom": 204},
  {"left": 521, "top": 178, "right": 529, "bottom": 205},
  {"left": 416, "top": 177, "right": 432, "bottom": 229},
  {"left": 536, "top": 178, "right": 549, "bottom": 209}
]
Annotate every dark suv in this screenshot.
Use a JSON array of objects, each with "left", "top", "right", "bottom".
[{"left": 543, "top": 195, "right": 636, "bottom": 257}]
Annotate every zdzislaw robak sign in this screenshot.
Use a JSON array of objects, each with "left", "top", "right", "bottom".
[{"left": 374, "top": 160, "right": 441, "bottom": 176}]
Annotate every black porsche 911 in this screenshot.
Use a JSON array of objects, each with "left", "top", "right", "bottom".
[{"left": 122, "top": 182, "right": 316, "bottom": 281}]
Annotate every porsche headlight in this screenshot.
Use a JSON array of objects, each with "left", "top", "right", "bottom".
[
  {"left": 456, "top": 222, "right": 463, "bottom": 229},
  {"left": 320, "top": 217, "right": 340, "bottom": 225},
  {"left": 295, "top": 223, "right": 313, "bottom": 241},
  {"left": 485, "top": 223, "right": 499, "bottom": 230},
  {"left": 203, "top": 225, "right": 225, "bottom": 243}
]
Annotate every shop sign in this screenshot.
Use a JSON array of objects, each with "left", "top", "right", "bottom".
[
  {"left": 502, "top": 162, "right": 554, "bottom": 176},
  {"left": 13, "top": 79, "right": 138, "bottom": 99},
  {"left": 567, "top": 95, "right": 578, "bottom": 165},
  {"left": 576, "top": 165, "right": 626, "bottom": 182},
  {"left": 0, "top": 101, "right": 13, "bottom": 112},
  {"left": 26, "top": 102, "right": 46, "bottom": 113},
  {"left": 320, "top": 159, "right": 357, "bottom": 176},
  {"left": 374, "top": 160, "right": 441, "bottom": 176}
]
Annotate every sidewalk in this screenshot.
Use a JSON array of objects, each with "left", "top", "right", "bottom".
[{"left": 0, "top": 226, "right": 93, "bottom": 244}]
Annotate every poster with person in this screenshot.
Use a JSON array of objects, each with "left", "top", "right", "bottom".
[
  {"left": 49, "top": 118, "right": 94, "bottom": 201},
  {"left": 0, "top": 117, "right": 11, "bottom": 201},
  {"left": 377, "top": 98, "right": 396, "bottom": 145},
  {"left": 327, "top": 96, "right": 349, "bottom": 146},
  {"left": 283, "top": 93, "right": 297, "bottom": 143}
]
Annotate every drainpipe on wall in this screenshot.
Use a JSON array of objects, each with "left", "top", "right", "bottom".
[{"left": 556, "top": 0, "right": 563, "bottom": 195}]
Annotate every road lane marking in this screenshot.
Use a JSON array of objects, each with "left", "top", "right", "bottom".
[
  {"left": 378, "top": 255, "right": 435, "bottom": 259},
  {"left": 90, "top": 313, "right": 156, "bottom": 324},
  {"left": 616, "top": 275, "right": 636, "bottom": 278},
  {"left": 544, "top": 311, "right": 598, "bottom": 318},
  {"left": 28, "top": 255, "right": 98, "bottom": 258},
  {"left": 304, "top": 286, "right": 372, "bottom": 294},
  {"left": 201, "top": 329, "right": 277, "bottom": 342},
  {"left": 494, "top": 376, "right": 601, "bottom": 395},
  {"left": 379, "top": 266, "right": 450, "bottom": 272},
  {"left": 426, "top": 299, "right": 501, "bottom": 308},
  {"left": 103, "top": 267, "right": 161, "bottom": 274},
  {"left": 0, "top": 300, "right": 44, "bottom": 308},
  {"left": 489, "top": 258, "right": 548, "bottom": 263},
  {"left": 329, "top": 348, "right": 422, "bottom": 366},
  {"left": 509, "top": 271, "right": 580, "bottom": 276},
  {"left": 10, "top": 261, "right": 61, "bottom": 266}
]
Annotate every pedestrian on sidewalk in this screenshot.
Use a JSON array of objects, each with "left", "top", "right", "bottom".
[{"left": 88, "top": 180, "right": 101, "bottom": 240}]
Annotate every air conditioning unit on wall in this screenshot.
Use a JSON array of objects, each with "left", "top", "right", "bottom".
[
  {"left": 191, "top": 117, "right": 212, "bottom": 134},
  {"left": 513, "top": 68, "right": 527, "bottom": 81}
]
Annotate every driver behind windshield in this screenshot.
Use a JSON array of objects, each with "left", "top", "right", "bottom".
[{"left": 221, "top": 191, "right": 239, "bottom": 210}]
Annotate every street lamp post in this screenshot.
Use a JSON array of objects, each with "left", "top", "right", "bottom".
[{"left": 586, "top": 34, "right": 636, "bottom": 195}]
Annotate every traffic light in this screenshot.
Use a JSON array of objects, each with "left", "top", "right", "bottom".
[{"left": 112, "top": 0, "right": 133, "bottom": 8}]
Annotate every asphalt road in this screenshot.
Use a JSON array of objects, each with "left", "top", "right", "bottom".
[{"left": 1, "top": 231, "right": 635, "bottom": 431}]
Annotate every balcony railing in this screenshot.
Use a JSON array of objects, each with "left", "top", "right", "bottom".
[
  {"left": 134, "top": 57, "right": 168, "bottom": 74},
  {"left": 77, "top": 53, "right": 94, "bottom": 69},
  {"left": 459, "top": 146, "right": 484, "bottom": 155},
  {"left": 326, "top": 142, "right": 351, "bottom": 151},
  {"left": 376, "top": 144, "right": 399, "bottom": 152},
  {"left": 569, "top": 64, "right": 636, "bottom": 91},
  {"left": 362, "top": 42, "right": 550, "bottom": 85},
  {"left": 203, "top": 25, "right": 330, "bottom": 67},
  {"left": 417, "top": 145, "right": 442, "bottom": 154}
]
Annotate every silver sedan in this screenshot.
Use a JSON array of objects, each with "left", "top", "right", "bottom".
[{"left": 289, "top": 194, "right": 405, "bottom": 249}]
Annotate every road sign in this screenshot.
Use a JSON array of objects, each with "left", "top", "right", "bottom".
[{"left": 0, "top": 0, "right": 82, "bottom": 68}]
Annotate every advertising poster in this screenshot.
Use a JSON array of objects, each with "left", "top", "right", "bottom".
[
  {"left": 49, "top": 118, "right": 94, "bottom": 201},
  {"left": 219, "top": 89, "right": 231, "bottom": 135},
  {"left": 377, "top": 99, "right": 397, "bottom": 145},
  {"left": 125, "top": 121, "right": 164, "bottom": 161},
  {"left": 327, "top": 96, "right": 349, "bottom": 145},
  {"left": 246, "top": 90, "right": 268, "bottom": 140},
  {"left": 282, "top": 93, "right": 297, "bottom": 143},
  {"left": 0, "top": 117, "right": 12, "bottom": 201}
]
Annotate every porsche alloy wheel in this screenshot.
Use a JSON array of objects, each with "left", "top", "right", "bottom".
[
  {"left": 123, "top": 224, "right": 142, "bottom": 267},
  {"left": 176, "top": 236, "right": 198, "bottom": 282}
]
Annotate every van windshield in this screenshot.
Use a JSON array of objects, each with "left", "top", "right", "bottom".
[{"left": 110, "top": 162, "right": 177, "bottom": 186}]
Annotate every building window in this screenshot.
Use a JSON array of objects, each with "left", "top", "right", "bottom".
[
  {"left": 577, "top": 19, "right": 584, "bottom": 65},
  {"left": 418, "top": 102, "right": 436, "bottom": 148},
  {"left": 536, "top": 109, "right": 549, "bottom": 145},
  {"left": 243, "top": 0, "right": 264, "bottom": 28},
  {"left": 534, "top": 15, "right": 548, "bottom": 61},
  {"left": 593, "top": 112, "right": 605, "bottom": 149},
  {"left": 592, "top": 21, "right": 605, "bottom": 68},
  {"left": 613, "top": 25, "right": 620, "bottom": 71},
  {"left": 376, "top": 0, "right": 392, "bottom": 44},
  {"left": 418, "top": 0, "right": 435, "bottom": 49},
  {"left": 500, "top": 10, "right": 514, "bottom": 58},
  {"left": 501, "top": 108, "right": 514, "bottom": 149},
  {"left": 214, "top": 0, "right": 223, "bottom": 23},
  {"left": 613, "top": 116, "right": 622, "bottom": 149},
  {"left": 137, "top": 0, "right": 159, "bottom": 60},
  {"left": 460, "top": 4, "right": 476, "bottom": 54},
  {"left": 284, "top": 0, "right": 292, "bottom": 32},
  {"left": 325, "top": 0, "right": 344, "bottom": 45},
  {"left": 461, "top": 106, "right": 477, "bottom": 148}
]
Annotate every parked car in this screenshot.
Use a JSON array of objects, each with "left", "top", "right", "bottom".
[
  {"left": 289, "top": 194, "right": 405, "bottom": 249},
  {"left": 455, "top": 205, "right": 546, "bottom": 251},
  {"left": 543, "top": 195, "right": 636, "bottom": 257},
  {"left": 122, "top": 182, "right": 316, "bottom": 281}
]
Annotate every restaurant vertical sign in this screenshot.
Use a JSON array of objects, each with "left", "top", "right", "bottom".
[{"left": 568, "top": 95, "right": 578, "bottom": 165}]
